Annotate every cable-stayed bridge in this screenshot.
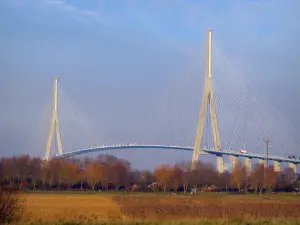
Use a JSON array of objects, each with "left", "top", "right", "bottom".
[{"left": 43, "top": 29, "right": 300, "bottom": 173}]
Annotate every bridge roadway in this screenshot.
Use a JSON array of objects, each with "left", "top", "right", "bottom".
[{"left": 55, "top": 144, "right": 300, "bottom": 164}]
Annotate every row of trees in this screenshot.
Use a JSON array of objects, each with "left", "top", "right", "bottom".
[{"left": 0, "top": 154, "right": 299, "bottom": 193}]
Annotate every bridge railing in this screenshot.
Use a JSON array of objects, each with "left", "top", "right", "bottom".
[{"left": 54, "top": 144, "right": 300, "bottom": 164}]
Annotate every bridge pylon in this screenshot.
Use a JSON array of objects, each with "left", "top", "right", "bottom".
[
  {"left": 45, "top": 78, "right": 63, "bottom": 161},
  {"left": 192, "top": 29, "right": 224, "bottom": 173}
]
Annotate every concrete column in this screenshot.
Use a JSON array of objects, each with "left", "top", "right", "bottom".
[
  {"left": 244, "top": 157, "right": 251, "bottom": 175},
  {"left": 288, "top": 162, "right": 297, "bottom": 174},
  {"left": 258, "top": 159, "right": 264, "bottom": 166},
  {"left": 273, "top": 161, "right": 281, "bottom": 172},
  {"left": 216, "top": 155, "right": 224, "bottom": 173},
  {"left": 45, "top": 78, "right": 63, "bottom": 161},
  {"left": 231, "top": 155, "right": 238, "bottom": 170}
]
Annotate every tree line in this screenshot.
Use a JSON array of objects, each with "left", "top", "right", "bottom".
[{"left": 0, "top": 154, "right": 299, "bottom": 193}]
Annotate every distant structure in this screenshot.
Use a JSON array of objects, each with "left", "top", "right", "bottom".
[
  {"left": 191, "top": 29, "right": 223, "bottom": 172},
  {"left": 43, "top": 30, "right": 299, "bottom": 174},
  {"left": 45, "top": 78, "right": 63, "bottom": 160}
]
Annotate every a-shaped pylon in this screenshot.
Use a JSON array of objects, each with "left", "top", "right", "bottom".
[
  {"left": 191, "top": 29, "right": 224, "bottom": 173},
  {"left": 45, "top": 78, "right": 63, "bottom": 160}
]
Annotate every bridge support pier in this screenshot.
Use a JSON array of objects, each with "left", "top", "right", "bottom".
[
  {"left": 258, "top": 159, "right": 264, "bottom": 166},
  {"left": 231, "top": 156, "right": 238, "bottom": 170},
  {"left": 273, "top": 161, "right": 281, "bottom": 172},
  {"left": 288, "top": 162, "right": 297, "bottom": 174},
  {"left": 216, "top": 155, "right": 224, "bottom": 173},
  {"left": 244, "top": 157, "right": 251, "bottom": 175}
]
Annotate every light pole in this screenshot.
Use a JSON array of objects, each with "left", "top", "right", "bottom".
[
  {"left": 263, "top": 139, "right": 269, "bottom": 167},
  {"left": 263, "top": 139, "right": 270, "bottom": 192}
]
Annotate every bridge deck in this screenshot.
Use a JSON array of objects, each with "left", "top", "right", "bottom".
[{"left": 55, "top": 144, "right": 300, "bottom": 164}]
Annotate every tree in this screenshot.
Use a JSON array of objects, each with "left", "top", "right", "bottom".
[
  {"left": 154, "top": 164, "right": 173, "bottom": 192},
  {"left": 77, "top": 168, "right": 87, "bottom": 191},
  {"left": 109, "top": 162, "right": 130, "bottom": 190},
  {"left": 15, "top": 155, "right": 31, "bottom": 189},
  {"left": 176, "top": 161, "right": 192, "bottom": 193},
  {"left": 61, "top": 160, "right": 78, "bottom": 190},
  {"left": 49, "top": 159, "right": 63, "bottom": 189},
  {"left": 140, "top": 170, "right": 154, "bottom": 191},
  {"left": 40, "top": 161, "right": 48, "bottom": 190},
  {"left": 280, "top": 168, "right": 297, "bottom": 190},
  {"left": 218, "top": 171, "right": 230, "bottom": 191},
  {"left": 230, "top": 160, "right": 247, "bottom": 192},
  {"left": 170, "top": 166, "right": 183, "bottom": 192},
  {"left": 265, "top": 167, "right": 277, "bottom": 192},
  {"left": 29, "top": 157, "right": 41, "bottom": 190},
  {"left": 0, "top": 153, "right": 293, "bottom": 194},
  {"left": 188, "top": 161, "right": 218, "bottom": 190},
  {"left": 296, "top": 174, "right": 300, "bottom": 192},
  {"left": 1, "top": 158, "right": 15, "bottom": 186},
  {"left": 86, "top": 160, "right": 103, "bottom": 191},
  {"left": 249, "top": 164, "right": 264, "bottom": 194},
  {"left": 129, "top": 169, "right": 140, "bottom": 190}
]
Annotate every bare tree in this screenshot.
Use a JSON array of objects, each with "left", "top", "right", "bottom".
[
  {"left": 61, "top": 160, "right": 78, "bottom": 190},
  {"left": 15, "top": 155, "right": 31, "bottom": 189},
  {"left": 109, "top": 162, "right": 130, "bottom": 190},
  {"left": 176, "top": 161, "right": 192, "bottom": 193},
  {"left": 0, "top": 154, "right": 296, "bottom": 193},
  {"left": 154, "top": 164, "right": 173, "bottom": 192},
  {"left": 140, "top": 170, "right": 154, "bottom": 191},
  {"left": 265, "top": 167, "right": 277, "bottom": 192},
  {"left": 249, "top": 164, "right": 264, "bottom": 194},
  {"left": 86, "top": 160, "right": 103, "bottom": 191},
  {"left": 1, "top": 158, "right": 15, "bottom": 187},
  {"left": 29, "top": 157, "right": 41, "bottom": 190},
  {"left": 170, "top": 166, "right": 183, "bottom": 192},
  {"left": 230, "top": 160, "right": 247, "bottom": 192}
]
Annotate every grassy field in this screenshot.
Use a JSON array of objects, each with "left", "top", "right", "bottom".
[
  {"left": 23, "top": 193, "right": 119, "bottom": 222},
  {"left": 19, "top": 192, "right": 300, "bottom": 225}
]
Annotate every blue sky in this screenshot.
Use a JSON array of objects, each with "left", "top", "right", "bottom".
[{"left": 0, "top": 0, "right": 299, "bottom": 170}]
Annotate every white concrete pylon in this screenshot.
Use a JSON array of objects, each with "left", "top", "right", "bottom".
[
  {"left": 231, "top": 156, "right": 238, "bottom": 170},
  {"left": 244, "top": 157, "right": 251, "bottom": 175},
  {"left": 192, "top": 29, "right": 224, "bottom": 173},
  {"left": 45, "top": 78, "right": 63, "bottom": 160},
  {"left": 258, "top": 159, "right": 264, "bottom": 166},
  {"left": 273, "top": 161, "right": 281, "bottom": 172},
  {"left": 288, "top": 162, "right": 297, "bottom": 174}
]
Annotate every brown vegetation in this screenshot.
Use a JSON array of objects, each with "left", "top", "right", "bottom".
[
  {"left": 115, "top": 195, "right": 300, "bottom": 221},
  {"left": 0, "top": 187, "right": 24, "bottom": 224},
  {"left": 23, "top": 193, "right": 119, "bottom": 223},
  {"left": 18, "top": 193, "right": 300, "bottom": 224},
  {"left": 0, "top": 154, "right": 299, "bottom": 193},
  {"left": 0, "top": 154, "right": 299, "bottom": 224}
]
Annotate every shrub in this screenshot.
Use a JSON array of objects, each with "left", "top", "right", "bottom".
[{"left": 0, "top": 187, "right": 24, "bottom": 224}]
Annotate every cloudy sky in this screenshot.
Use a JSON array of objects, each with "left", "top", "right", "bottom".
[{"left": 0, "top": 0, "right": 299, "bottom": 170}]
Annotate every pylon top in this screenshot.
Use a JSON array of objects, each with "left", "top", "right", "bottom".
[{"left": 207, "top": 29, "right": 212, "bottom": 79}]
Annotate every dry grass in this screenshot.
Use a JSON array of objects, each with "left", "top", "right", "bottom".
[
  {"left": 19, "top": 192, "right": 300, "bottom": 224},
  {"left": 114, "top": 194, "right": 300, "bottom": 221},
  {"left": 22, "top": 193, "right": 121, "bottom": 223}
]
